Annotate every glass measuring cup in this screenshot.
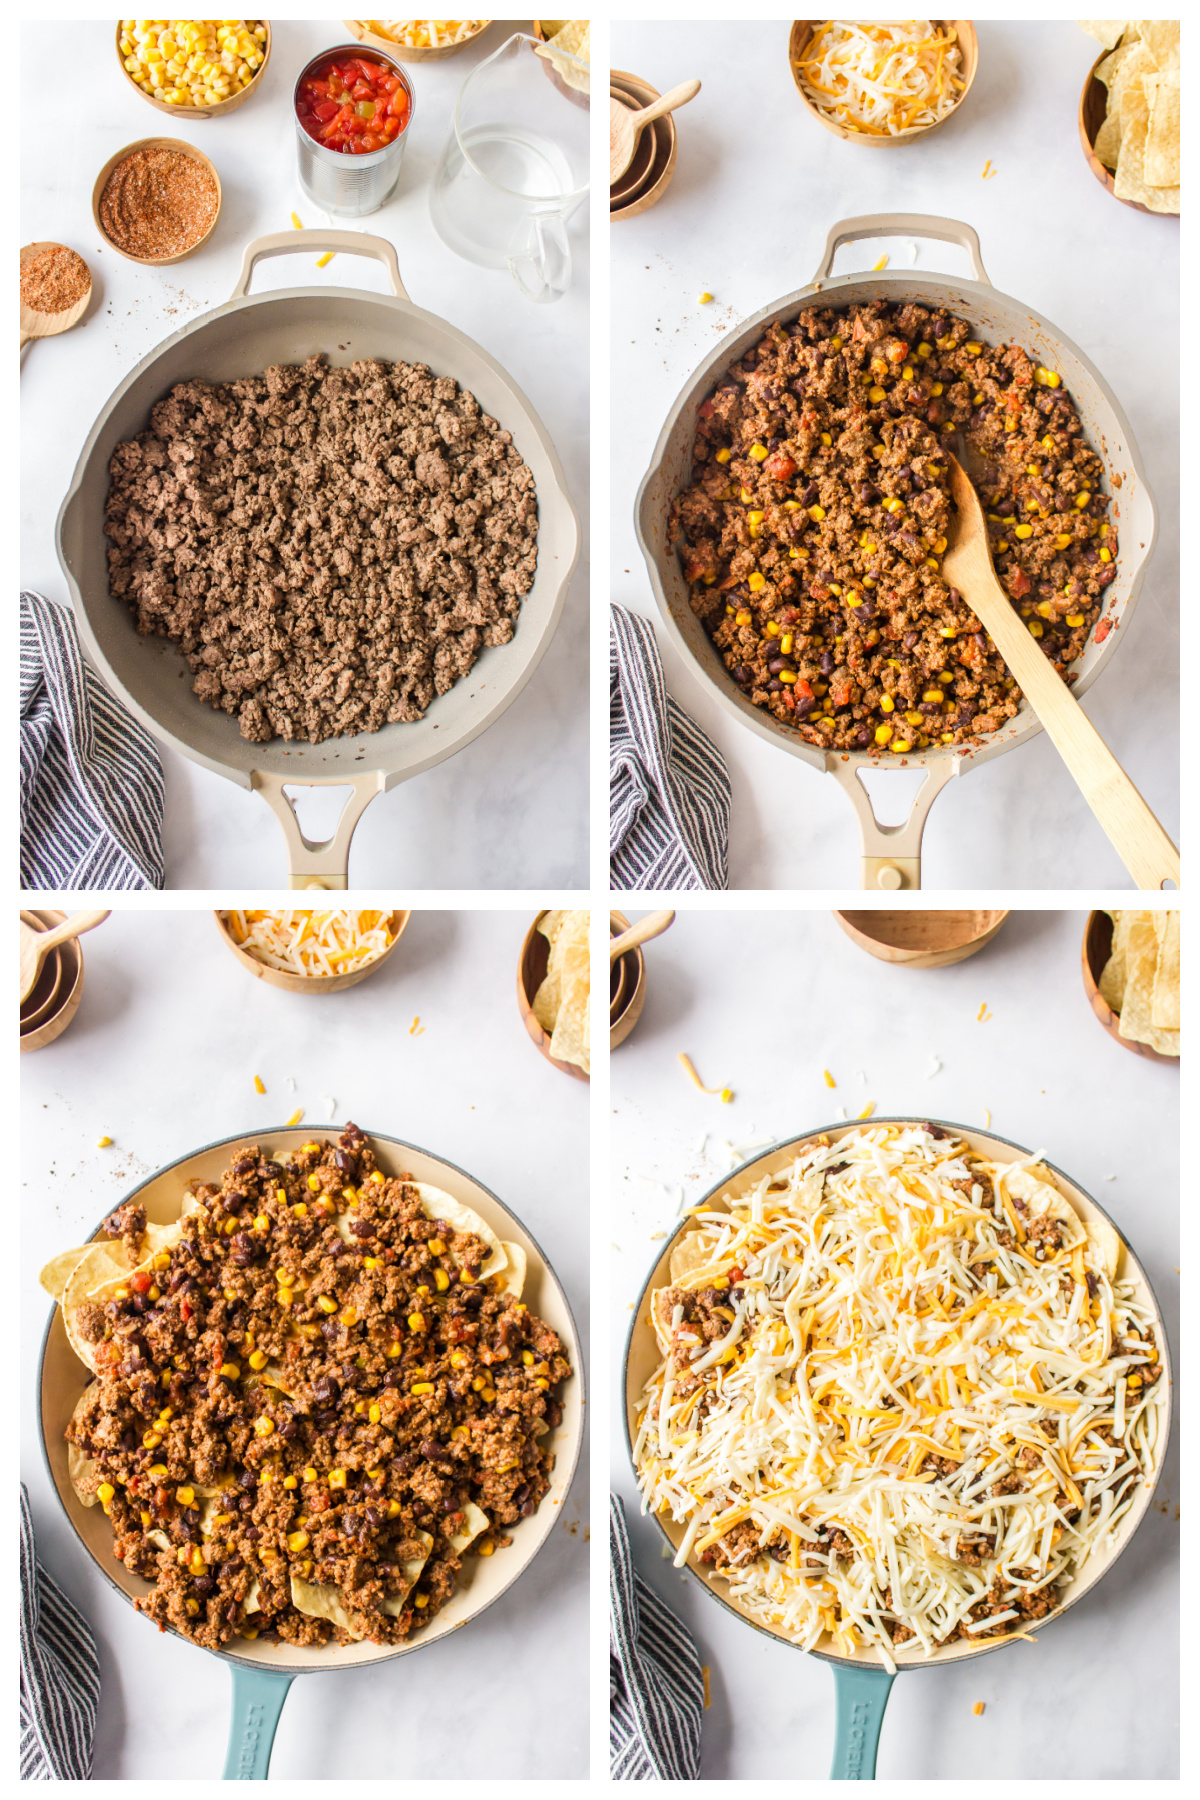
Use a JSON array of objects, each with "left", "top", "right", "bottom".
[{"left": 430, "top": 32, "right": 589, "bottom": 304}]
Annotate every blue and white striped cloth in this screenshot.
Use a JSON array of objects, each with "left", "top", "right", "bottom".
[
  {"left": 610, "top": 1493, "right": 705, "bottom": 1780},
  {"left": 610, "top": 606, "right": 730, "bottom": 892},
  {"left": 20, "top": 1486, "right": 100, "bottom": 1781},
  {"left": 21, "top": 590, "right": 165, "bottom": 891}
]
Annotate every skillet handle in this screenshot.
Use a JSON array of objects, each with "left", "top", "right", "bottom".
[
  {"left": 252, "top": 770, "right": 387, "bottom": 890},
  {"left": 229, "top": 230, "right": 410, "bottom": 301},
  {"left": 825, "top": 754, "right": 959, "bottom": 890},
  {"left": 811, "top": 215, "right": 991, "bottom": 286},
  {"left": 223, "top": 1665, "right": 293, "bottom": 1779},
  {"left": 830, "top": 1663, "right": 894, "bottom": 1779}
]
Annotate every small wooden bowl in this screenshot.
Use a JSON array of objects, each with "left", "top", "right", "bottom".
[
  {"left": 1078, "top": 51, "right": 1162, "bottom": 218},
  {"left": 610, "top": 91, "right": 658, "bottom": 206},
  {"left": 1082, "top": 911, "right": 1177, "bottom": 1064},
  {"left": 214, "top": 911, "right": 410, "bottom": 994},
  {"left": 114, "top": 20, "right": 272, "bottom": 120},
  {"left": 610, "top": 71, "right": 677, "bottom": 221},
  {"left": 343, "top": 19, "right": 492, "bottom": 61},
  {"left": 21, "top": 912, "right": 86, "bottom": 1054},
  {"left": 20, "top": 243, "right": 92, "bottom": 345},
  {"left": 92, "top": 139, "right": 223, "bottom": 267},
  {"left": 833, "top": 909, "right": 1008, "bottom": 968},
  {"left": 517, "top": 913, "right": 589, "bottom": 1084},
  {"left": 788, "top": 20, "right": 978, "bottom": 145},
  {"left": 610, "top": 910, "right": 647, "bottom": 1050}
]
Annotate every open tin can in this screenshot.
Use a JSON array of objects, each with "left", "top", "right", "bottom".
[{"left": 293, "top": 44, "right": 415, "bottom": 217}]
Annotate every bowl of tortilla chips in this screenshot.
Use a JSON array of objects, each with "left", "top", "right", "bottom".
[
  {"left": 519, "top": 910, "right": 590, "bottom": 1082},
  {"left": 1078, "top": 20, "right": 1179, "bottom": 216},
  {"left": 1083, "top": 909, "right": 1179, "bottom": 1063}
]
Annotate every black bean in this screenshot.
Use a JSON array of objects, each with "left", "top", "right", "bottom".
[
  {"left": 903, "top": 631, "right": 919, "bottom": 650},
  {"left": 263, "top": 1162, "right": 285, "bottom": 1181},
  {"left": 238, "top": 1495, "right": 254, "bottom": 1514},
  {"left": 194, "top": 1575, "right": 214, "bottom": 1595},
  {"left": 767, "top": 678, "right": 783, "bottom": 692},
  {"left": 859, "top": 483, "right": 878, "bottom": 504},
  {"left": 794, "top": 694, "right": 816, "bottom": 718},
  {"left": 767, "top": 657, "right": 787, "bottom": 675},
  {"left": 819, "top": 652, "right": 834, "bottom": 674},
  {"left": 335, "top": 1149, "right": 358, "bottom": 1177},
  {"left": 233, "top": 1159, "right": 254, "bottom": 1177},
  {"left": 350, "top": 1220, "right": 374, "bottom": 1239},
  {"left": 853, "top": 725, "right": 873, "bottom": 747},
  {"left": 1098, "top": 566, "right": 1116, "bottom": 587},
  {"left": 420, "top": 1439, "right": 448, "bottom": 1462},
  {"left": 220, "top": 1560, "right": 242, "bottom": 1579},
  {"left": 946, "top": 588, "right": 961, "bottom": 605},
  {"left": 802, "top": 482, "right": 819, "bottom": 505}
]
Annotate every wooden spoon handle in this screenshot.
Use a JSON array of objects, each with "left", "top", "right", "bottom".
[
  {"left": 971, "top": 574, "right": 1179, "bottom": 888},
  {"left": 37, "top": 910, "right": 111, "bottom": 954},
  {"left": 609, "top": 909, "right": 676, "bottom": 965},
  {"left": 633, "top": 79, "right": 701, "bottom": 128}
]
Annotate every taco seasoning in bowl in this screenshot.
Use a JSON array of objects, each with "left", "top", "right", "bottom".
[{"left": 94, "top": 139, "right": 221, "bottom": 264}]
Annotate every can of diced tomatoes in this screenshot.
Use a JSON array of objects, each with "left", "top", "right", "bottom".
[{"left": 293, "top": 44, "right": 416, "bottom": 217}]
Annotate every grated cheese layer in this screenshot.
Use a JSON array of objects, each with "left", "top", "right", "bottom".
[
  {"left": 796, "top": 20, "right": 964, "bottom": 136},
  {"left": 633, "top": 1125, "right": 1166, "bottom": 1669},
  {"left": 222, "top": 911, "right": 395, "bottom": 979}
]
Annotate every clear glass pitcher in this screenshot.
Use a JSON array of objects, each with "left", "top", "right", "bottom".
[{"left": 430, "top": 32, "right": 589, "bottom": 304}]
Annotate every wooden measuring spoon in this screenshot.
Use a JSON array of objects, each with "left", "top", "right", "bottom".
[
  {"left": 609, "top": 80, "right": 700, "bottom": 183},
  {"left": 21, "top": 242, "right": 92, "bottom": 349},
  {"left": 20, "top": 910, "right": 109, "bottom": 1004},
  {"left": 941, "top": 453, "right": 1179, "bottom": 889},
  {"left": 610, "top": 89, "right": 657, "bottom": 203},
  {"left": 609, "top": 909, "right": 676, "bottom": 966}
]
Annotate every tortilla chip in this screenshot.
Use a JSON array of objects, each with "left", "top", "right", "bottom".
[
  {"left": 40, "top": 1245, "right": 93, "bottom": 1301},
  {"left": 1151, "top": 912, "right": 1180, "bottom": 1031},
  {"left": 669, "top": 1234, "right": 715, "bottom": 1287},
  {"left": 335, "top": 1182, "right": 507, "bottom": 1282},
  {"left": 1005, "top": 1165, "right": 1120, "bottom": 1281},
  {"left": 1093, "top": 104, "right": 1124, "bottom": 170},
  {"left": 533, "top": 910, "right": 590, "bottom": 1048},
  {"left": 61, "top": 1224, "right": 184, "bottom": 1373},
  {"left": 1094, "top": 36, "right": 1135, "bottom": 88},
  {"left": 1143, "top": 70, "right": 1180, "bottom": 185},
  {"left": 67, "top": 1439, "right": 102, "bottom": 1506},
  {"left": 498, "top": 1241, "right": 527, "bottom": 1300},
  {"left": 290, "top": 1576, "right": 368, "bottom": 1639},
  {"left": 1080, "top": 20, "right": 1129, "bottom": 51},
  {"left": 535, "top": 19, "right": 590, "bottom": 94},
  {"left": 1099, "top": 911, "right": 1129, "bottom": 1012},
  {"left": 548, "top": 966, "right": 590, "bottom": 1074},
  {"left": 1137, "top": 19, "right": 1179, "bottom": 70},
  {"left": 447, "top": 1501, "right": 489, "bottom": 1554},
  {"left": 1117, "top": 913, "right": 1179, "bottom": 1051}
]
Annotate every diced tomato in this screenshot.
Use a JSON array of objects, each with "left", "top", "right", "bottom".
[
  {"left": 1008, "top": 568, "right": 1032, "bottom": 598},
  {"left": 765, "top": 451, "right": 796, "bottom": 482},
  {"left": 312, "top": 99, "right": 339, "bottom": 123},
  {"left": 356, "top": 58, "right": 385, "bottom": 78},
  {"left": 729, "top": 1266, "right": 745, "bottom": 1284},
  {"left": 180, "top": 1300, "right": 192, "bottom": 1322},
  {"left": 381, "top": 74, "right": 400, "bottom": 92},
  {"left": 130, "top": 1270, "right": 152, "bottom": 1293},
  {"left": 794, "top": 678, "right": 813, "bottom": 700},
  {"left": 698, "top": 399, "right": 716, "bottom": 420},
  {"left": 360, "top": 134, "right": 381, "bottom": 152},
  {"left": 298, "top": 52, "right": 409, "bottom": 152},
  {"left": 1094, "top": 619, "right": 1111, "bottom": 643}
]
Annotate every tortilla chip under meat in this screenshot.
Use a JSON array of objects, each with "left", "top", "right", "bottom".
[
  {"left": 447, "top": 1501, "right": 489, "bottom": 1555},
  {"left": 497, "top": 1241, "right": 527, "bottom": 1299},
  {"left": 1005, "top": 1165, "right": 1121, "bottom": 1281},
  {"left": 60, "top": 1223, "right": 184, "bottom": 1373},
  {"left": 67, "top": 1440, "right": 103, "bottom": 1506}
]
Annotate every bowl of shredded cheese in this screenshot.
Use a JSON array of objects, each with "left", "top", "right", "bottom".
[
  {"left": 215, "top": 909, "right": 409, "bottom": 993},
  {"left": 344, "top": 20, "right": 492, "bottom": 61},
  {"left": 627, "top": 1119, "right": 1169, "bottom": 1677},
  {"left": 789, "top": 20, "right": 977, "bottom": 145}
]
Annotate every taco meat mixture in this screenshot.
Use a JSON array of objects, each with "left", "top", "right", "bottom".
[
  {"left": 670, "top": 299, "right": 1116, "bottom": 754},
  {"left": 67, "top": 1124, "right": 570, "bottom": 1650},
  {"left": 104, "top": 355, "right": 539, "bottom": 745}
]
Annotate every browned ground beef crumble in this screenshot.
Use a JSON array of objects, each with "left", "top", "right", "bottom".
[
  {"left": 670, "top": 299, "right": 1117, "bottom": 755},
  {"left": 104, "top": 355, "right": 538, "bottom": 744},
  {"left": 68, "top": 1124, "right": 569, "bottom": 1650}
]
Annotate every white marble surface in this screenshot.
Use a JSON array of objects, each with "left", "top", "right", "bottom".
[
  {"left": 610, "top": 908, "right": 1178, "bottom": 1779},
  {"left": 21, "top": 909, "right": 589, "bottom": 1779},
  {"left": 20, "top": 20, "right": 589, "bottom": 890},
  {"left": 610, "top": 20, "right": 1179, "bottom": 890}
]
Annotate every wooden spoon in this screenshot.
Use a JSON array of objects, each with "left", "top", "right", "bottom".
[
  {"left": 21, "top": 242, "right": 92, "bottom": 349},
  {"left": 609, "top": 908, "right": 675, "bottom": 966},
  {"left": 609, "top": 80, "right": 700, "bottom": 183},
  {"left": 941, "top": 453, "right": 1179, "bottom": 889},
  {"left": 20, "top": 910, "right": 109, "bottom": 1004},
  {"left": 610, "top": 89, "right": 658, "bottom": 203}
]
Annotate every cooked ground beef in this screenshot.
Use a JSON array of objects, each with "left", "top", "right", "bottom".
[
  {"left": 105, "top": 1201, "right": 147, "bottom": 1266},
  {"left": 670, "top": 298, "right": 1116, "bottom": 754},
  {"left": 66, "top": 1124, "right": 569, "bottom": 1650},
  {"left": 104, "top": 354, "right": 538, "bottom": 744}
]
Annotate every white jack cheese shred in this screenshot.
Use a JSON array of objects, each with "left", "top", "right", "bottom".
[
  {"left": 634, "top": 1124, "right": 1166, "bottom": 1666},
  {"left": 222, "top": 911, "right": 395, "bottom": 979}
]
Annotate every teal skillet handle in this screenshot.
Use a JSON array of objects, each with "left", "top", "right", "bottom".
[
  {"left": 223, "top": 1665, "right": 294, "bottom": 1779},
  {"left": 830, "top": 1663, "right": 895, "bottom": 1779}
]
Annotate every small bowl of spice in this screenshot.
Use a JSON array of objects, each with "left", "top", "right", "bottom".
[
  {"left": 20, "top": 243, "right": 92, "bottom": 346},
  {"left": 92, "top": 138, "right": 222, "bottom": 265}
]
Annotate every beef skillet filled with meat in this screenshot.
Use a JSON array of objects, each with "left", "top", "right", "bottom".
[
  {"left": 104, "top": 355, "right": 539, "bottom": 745},
  {"left": 670, "top": 299, "right": 1116, "bottom": 756},
  {"left": 59, "top": 1124, "right": 570, "bottom": 1650}
]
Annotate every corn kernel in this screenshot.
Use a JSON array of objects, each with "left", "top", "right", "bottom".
[
  {"left": 142, "top": 1431, "right": 162, "bottom": 1449},
  {"left": 964, "top": 341, "right": 982, "bottom": 356},
  {"left": 287, "top": 1529, "right": 310, "bottom": 1552},
  {"left": 1099, "top": 547, "right": 1111, "bottom": 562},
  {"left": 1066, "top": 613, "right": 1085, "bottom": 627},
  {"left": 477, "top": 1540, "right": 495, "bottom": 1557},
  {"left": 328, "top": 1469, "right": 348, "bottom": 1489},
  {"left": 749, "top": 443, "right": 768, "bottom": 462},
  {"left": 1014, "top": 523, "right": 1033, "bottom": 539},
  {"left": 340, "top": 1308, "right": 358, "bottom": 1327},
  {"left": 875, "top": 724, "right": 893, "bottom": 746},
  {"left": 411, "top": 1382, "right": 435, "bottom": 1395},
  {"left": 317, "top": 1296, "right": 337, "bottom": 1313},
  {"left": 219, "top": 1362, "right": 241, "bottom": 1381},
  {"left": 930, "top": 381, "right": 944, "bottom": 396},
  {"left": 1054, "top": 532, "right": 1072, "bottom": 549},
  {"left": 254, "top": 1417, "right": 276, "bottom": 1438},
  {"left": 1028, "top": 620, "right": 1044, "bottom": 638},
  {"left": 715, "top": 447, "right": 731, "bottom": 463},
  {"left": 747, "top": 572, "right": 766, "bottom": 594},
  {"left": 892, "top": 739, "right": 911, "bottom": 752},
  {"left": 254, "top": 1213, "right": 268, "bottom": 1231},
  {"left": 820, "top": 431, "right": 832, "bottom": 446},
  {"left": 868, "top": 386, "right": 887, "bottom": 403},
  {"left": 1035, "top": 367, "right": 1061, "bottom": 388},
  {"left": 808, "top": 504, "right": 826, "bottom": 522}
]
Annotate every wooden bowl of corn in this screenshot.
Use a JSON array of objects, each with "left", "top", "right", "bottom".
[{"left": 115, "top": 19, "right": 272, "bottom": 121}]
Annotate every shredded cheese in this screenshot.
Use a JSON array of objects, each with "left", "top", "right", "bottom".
[
  {"left": 223, "top": 911, "right": 395, "bottom": 979},
  {"left": 634, "top": 1124, "right": 1165, "bottom": 1668},
  {"left": 796, "top": 20, "right": 964, "bottom": 137}
]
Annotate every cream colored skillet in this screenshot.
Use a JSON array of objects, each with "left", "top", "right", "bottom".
[
  {"left": 635, "top": 215, "right": 1159, "bottom": 890},
  {"left": 56, "top": 232, "right": 581, "bottom": 888},
  {"left": 38, "top": 1126, "right": 584, "bottom": 1779},
  {"left": 623, "top": 1119, "right": 1172, "bottom": 1779}
]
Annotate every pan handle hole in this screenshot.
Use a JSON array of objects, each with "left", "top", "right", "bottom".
[
  {"left": 282, "top": 784, "right": 355, "bottom": 847},
  {"left": 856, "top": 766, "right": 929, "bottom": 828}
]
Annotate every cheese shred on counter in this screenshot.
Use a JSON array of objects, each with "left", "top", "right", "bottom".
[
  {"left": 633, "top": 1124, "right": 1166, "bottom": 1669},
  {"left": 222, "top": 910, "right": 395, "bottom": 978}
]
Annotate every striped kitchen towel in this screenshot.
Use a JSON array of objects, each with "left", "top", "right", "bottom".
[
  {"left": 20, "top": 1485, "right": 100, "bottom": 1780},
  {"left": 610, "top": 1493, "right": 705, "bottom": 1781},
  {"left": 610, "top": 605, "right": 730, "bottom": 891},
  {"left": 21, "top": 590, "right": 165, "bottom": 891}
]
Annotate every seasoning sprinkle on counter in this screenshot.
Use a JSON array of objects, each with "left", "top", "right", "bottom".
[
  {"left": 20, "top": 245, "right": 90, "bottom": 314},
  {"left": 98, "top": 146, "right": 219, "bottom": 261}
]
